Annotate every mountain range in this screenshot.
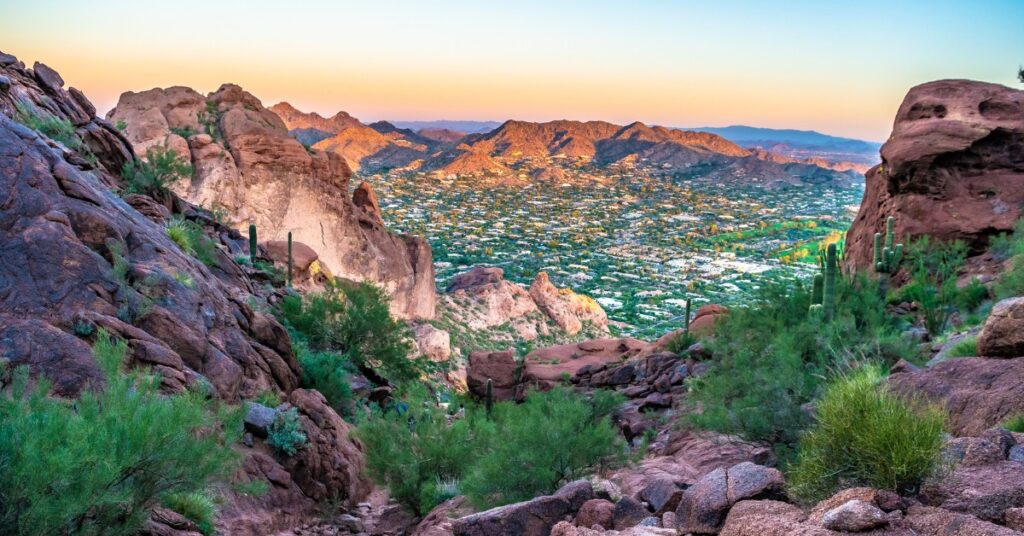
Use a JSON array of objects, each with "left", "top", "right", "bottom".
[{"left": 272, "top": 105, "right": 864, "bottom": 188}]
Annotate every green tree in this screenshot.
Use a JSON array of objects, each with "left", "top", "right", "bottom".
[{"left": 122, "top": 145, "right": 193, "bottom": 198}]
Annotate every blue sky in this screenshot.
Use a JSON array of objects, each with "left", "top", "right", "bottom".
[{"left": 1, "top": 0, "right": 1021, "bottom": 140}]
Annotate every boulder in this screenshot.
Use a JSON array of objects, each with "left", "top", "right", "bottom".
[
  {"left": 243, "top": 402, "right": 278, "bottom": 438},
  {"left": 466, "top": 349, "right": 518, "bottom": 401},
  {"left": 689, "top": 304, "right": 729, "bottom": 337},
  {"left": 413, "top": 323, "right": 452, "bottom": 362},
  {"left": 529, "top": 272, "right": 609, "bottom": 335},
  {"left": 612, "top": 496, "right": 649, "bottom": 530},
  {"left": 637, "top": 478, "right": 684, "bottom": 515},
  {"left": 844, "top": 80, "right": 1024, "bottom": 271},
  {"left": 452, "top": 494, "right": 573, "bottom": 536},
  {"left": 919, "top": 460, "right": 1024, "bottom": 523},
  {"left": 412, "top": 496, "right": 474, "bottom": 536},
  {"left": 889, "top": 356, "right": 1024, "bottom": 435},
  {"left": 978, "top": 297, "right": 1024, "bottom": 358},
  {"left": 576, "top": 499, "right": 616, "bottom": 529},
  {"left": 820, "top": 500, "right": 891, "bottom": 532},
  {"left": 674, "top": 462, "right": 784, "bottom": 534}
]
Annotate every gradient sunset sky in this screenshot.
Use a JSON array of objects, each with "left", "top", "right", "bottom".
[{"left": 2, "top": 0, "right": 1021, "bottom": 141}]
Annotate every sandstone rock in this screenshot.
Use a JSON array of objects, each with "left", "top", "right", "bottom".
[
  {"left": 845, "top": 80, "right": 1024, "bottom": 271},
  {"left": 244, "top": 402, "right": 278, "bottom": 438},
  {"left": 141, "top": 507, "right": 204, "bottom": 536},
  {"left": 451, "top": 494, "right": 573, "bottom": 536},
  {"left": 108, "top": 85, "right": 436, "bottom": 320},
  {"left": 919, "top": 460, "right": 1024, "bottom": 523},
  {"left": 551, "top": 521, "right": 677, "bottom": 536},
  {"left": 1005, "top": 506, "right": 1024, "bottom": 531},
  {"left": 413, "top": 323, "right": 452, "bottom": 362},
  {"left": 263, "top": 239, "right": 319, "bottom": 272},
  {"left": 612, "top": 496, "right": 649, "bottom": 530},
  {"left": 466, "top": 349, "right": 518, "bottom": 400},
  {"left": 978, "top": 297, "right": 1024, "bottom": 358},
  {"left": 530, "top": 272, "right": 609, "bottom": 335},
  {"left": 944, "top": 436, "right": 1007, "bottom": 466},
  {"left": 637, "top": 478, "right": 683, "bottom": 515},
  {"left": 674, "top": 462, "right": 784, "bottom": 534},
  {"left": 412, "top": 496, "right": 474, "bottom": 536},
  {"left": 889, "top": 356, "right": 1024, "bottom": 435},
  {"left": 821, "top": 500, "right": 891, "bottom": 532},
  {"left": 576, "top": 499, "right": 615, "bottom": 529},
  {"left": 807, "top": 488, "right": 905, "bottom": 523}
]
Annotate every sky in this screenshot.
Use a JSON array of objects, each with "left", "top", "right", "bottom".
[{"left": 1, "top": 0, "right": 1021, "bottom": 141}]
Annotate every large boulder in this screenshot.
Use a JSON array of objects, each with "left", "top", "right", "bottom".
[
  {"left": 845, "top": 80, "right": 1024, "bottom": 271},
  {"left": 688, "top": 304, "right": 730, "bottom": 337},
  {"left": 452, "top": 481, "right": 594, "bottom": 536},
  {"left": 466, "top": 349, "right": 518, "bottom": 401},
  {"left": 673, "top": 462, "right": 784, "bottom": 534},
  {"left": 977, "top": 297, "right": 1024, "bottom": 358},
  {"left": 108, "top": 85, "right": 436, "bottom": 320},
  {"left": 920, "top": 460, "right": 1024, "bottom": 523},
  {"left": 889, "top": 357, "right": 1024, "bottom": 435}
]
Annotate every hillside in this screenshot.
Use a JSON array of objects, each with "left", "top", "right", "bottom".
[{"left": 692, "top": 124, "right": 882, "bottom": 171}]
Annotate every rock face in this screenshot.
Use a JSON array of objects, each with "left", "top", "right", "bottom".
[
  {"left": 452, "top": 480, "right": 595, "bottom": 536},
  {"left": 529, "top": 272, "right": 609, "bottom": 335},
  {"left": 0, "top": 52, "right": 369, "bottom": 535},
  {"left": 442, "top": 266, "right": 609, "bottom": 343},
  {"left": 107, "top": 85, "right": 436, "bottom": 320},
  {"left": 889, "top": 356, "right": 1024, "bottom": 435},
  {"left": 978, "top": 297, "right": 1024, "bottom": 358},
  {"left": 845, "top": 80, "right": 1024, "bottom": 271}
]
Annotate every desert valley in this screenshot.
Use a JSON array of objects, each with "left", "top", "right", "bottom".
[{"left": 1, "top": 2, "right": 1024, "bottom": 535}]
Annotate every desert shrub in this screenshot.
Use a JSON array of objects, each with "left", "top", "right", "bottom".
[
  {"left": 294, "top": 339, "right": 353, "bottom": 416},
  {"left": 267, "top": 407, "right": 307, "bottom": 456},
  {"left": 945, "top": 335, "right": 978, "bottom": 358},
  {"left": 254, "top": 390, "right": 282, "bottom": 408},
  {"left": 994, "top": 219, "right": 1024, "bottom": 300},
  {"left": 15, "top": 102, "right": 81, "bottom": 150},
  {"left": 1003, "top": 414, "right": 1024, "bottom": 433},
  {"left": 122, "top": 145, "right": 192, "bottom": 197},
  {"left": 900, "top": 237, "right": 968, "bottom": 337},
  {"left": 955, "top": 278, "right": 990, "bottom": 313},
  {"left": 665, "top": 331, "right": 696, "bottom": 355},
  {"left": 687, "top": 273, "right": 914, "bottom": 452},
  {"left": 355, "top": 386, "right": 482, "bottom": 515},
  {"left": 787, "top": 365, "right": 945, "bottom": 502},
  {"left": 356, "top": 386, "right": 627, "bottom": 515},
  {"left": 165, "top": 216, "right": 218, "bottom": 267},
  {"left": 0, "top": 331, "right": 240, "bottom": 535},
  {"left": 461, "top": 387, "right": 627, "bottom": 509},
  {"left": 161, "top": 491, "right": 215, "bottom": 535},
  {"left": 169, "top": 126, "right": 196, "bottom": 139},
  {"left": 279, "top": 282, "right": 426, "bottom": 386}
]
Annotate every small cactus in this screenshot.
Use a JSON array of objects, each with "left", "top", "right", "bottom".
[
  {"left": 249, "top": 224, "right": 258, "bottom": 265},
  {"left": 811, "top": 273, "right": 824, "bottom": 305},
  {"left": 822, "top": 243, "right": 838, "bottom": 320},
  {"left": 874, "top": 216, "right": 903, "bottom": 274},
  {"left": 485, "top": 378, "right": 494, "bottom": 419},
  {"left": 287, "top": 231, "right": 293, "bottom": 287},
  {"left": 683, "top": 298, "right": 692, "bottom": 341}
]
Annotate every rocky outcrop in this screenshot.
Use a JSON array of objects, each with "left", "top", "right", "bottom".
[
  {"left": 529, "top": 272, "right": 609, "bottom": 335},
  {"left": 466, "top": 349, "right": 519, "bottom": 400},
  {"left": 443, "top": 266, "right": 610, "bottom": 343},
  {"left": 978, "top": 297, "right": 1024, "bottom": 358},
  {"left": 845, "top": 80, "right": 1024, "bottom": 271},
  {"left": 673, "top": 462, "right": 785, "bottom": 534},
  {"left": 452, "top": 480, "right": 595, "bottom": 536},
  {"left": 889, "top": 357, "right": 1024, "bottom": 435},
  {"left": 107, "top": 85, "right": 436, "bottom": 320},
  {"left": 0, "top": 52, "right": 368, "bottom": 535}
]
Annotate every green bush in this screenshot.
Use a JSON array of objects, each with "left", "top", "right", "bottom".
[
  {"left": 165, "top": 216, "right": 218, "bottom": 267},
  {"left": 294, "top": 339, "right": 353, "bottom": 416},
  {"left": 122, "top": 145, "right": 193, "bottom": 197},
  {"left": 161, "top": 491, "right": 215, "bottom": 535},
  {"left": 945, "top": 335, "right": 978, "bottom": 358},
  {"left": 279, "top": 282, "right": 427, "bottom": 386},
  {"left": 994, "top": 219, "right": 1024, "bottom": 300},
  {"left": 355, "top": 386, "right": 627, "bottom": 515},
  {"left": 15, "top": 102, "right": 81, "bottom": 150},
  {"left": 1003, "top": 414, "right": 1024, "bottom": 433},
  {"left": 267, "top": 407, "right": 307, "bottom": 457},
  {"left": 787, "top": 366, "right": 945, "bottom": 502},
  {"left": 687, "top": 274, "right": 916, "bottom": 451},
  {"left": 0, "top": 331, "right": 240, "bottom": 535}
]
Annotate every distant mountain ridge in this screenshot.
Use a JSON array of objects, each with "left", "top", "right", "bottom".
[
  {"left": 389, "top": 119, "right": 502, "bottom": 134},
  {"left": 688, "top": 125, "right": 881, "bottom": 169}
]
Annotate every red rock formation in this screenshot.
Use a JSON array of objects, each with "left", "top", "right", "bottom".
[
  {"left": 529, "top": 272, "right": 609, "bottom": 335},
  {"left": 108, "top": 86, "right": 436, "bottom": 319},
  {"left": 845, "top": 80, "right": 1024, "bottom": 271}
]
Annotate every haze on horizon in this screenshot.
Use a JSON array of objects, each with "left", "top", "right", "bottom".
[{"left": 1, "top": 0, "right": 1021, "bottom": 141}]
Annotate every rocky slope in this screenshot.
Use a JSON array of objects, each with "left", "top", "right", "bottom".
[
  {"left": 0, "top": 51, "right": 370, "bottom": 533},
  {"left": 844, "top": 79, "right": 1024, "bottom": 271},
  {"left": 107, "top": 86, "right": 436, "bottom": 320}
]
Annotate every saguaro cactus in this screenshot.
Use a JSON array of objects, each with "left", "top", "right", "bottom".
[
  {"left": 874, "top": 216, "right": 903, "bottom": 274},
  {"left": 485, "top": 378, "right": 494, "bottom": 419},
  {"left": 822, "top": 243, "right": 838, "bottom": 320},
  {"left": 287, "top": 231, "right": 293, "bottom": 286},
  {"left": 811, "top": 273, "right": 824, "bottom": 305},
  {"left": 248, "top": 224, "right": 258, "bottom": 265},
  {"left": 683, "top": 298, "right": 692, "bottom": 340}
]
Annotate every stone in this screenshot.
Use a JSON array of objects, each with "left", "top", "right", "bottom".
[
  {"left": 529, "top": 272, "right": 609, "bottom": 335},
  {"left": 674, "top": 462, "right": 784, "bottom": 534},
  {"left": 821, "top": 500, "right": 890, "bottom": 532},
  {"left": 689, "top": 304, "right": 729, "bottom": 337},
  {"left": 413, "top": 323, "right": 452, "bottom": 362},
  {"left": 638, "top": 478, "right": 684, "bottom": 515},
  {"left": 920, "top": 460, "right": 1024, "bottom": 522},
  {"left": 244, "top": 402, "right": 278, "bottom": 437},
  {"left": 466, "top": 349, "right": 518, "bottom": 400},
  {"left": 575, "top": 499, "right": 615, "bottom": 529},
  {"left": 978, "top": 298, "right": 1024, "bottom": 357},
  {"left": 844, "top": 80, "right": 1024, "bottom": 272},
  {"left": 612, "top": 496, "right": 651, "bottom": 530},
  {"left": 452, "top": 493, "right": 574, "bottom": 536},
  {"left": 1005, "top": 507, "right": 1024, "bottom": 532}
]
